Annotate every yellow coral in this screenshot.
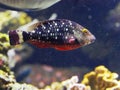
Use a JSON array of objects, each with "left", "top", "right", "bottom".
[
  {"left": 81, "top": 65, "right": 120, "bottom": 90},
  {"left": 0, "top": 69, "right": 16, "bottom": 84},
  {"left": 0, "top": 54, "right": 7, "bottom": 62},
  {"left": 0, "top": 10, "right": 32, "bottom": 32},
  {"left": 7, "top": 83, "right": 39, "bottom": 90},
  {"left": 40, "top": 79, "right": 65, "bottom": 90},
  {"left": 0, "top": 33, "right": 11, "bottom": 51}
]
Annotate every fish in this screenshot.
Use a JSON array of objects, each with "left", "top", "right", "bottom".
[
  {"left": 8, "top": 19, "right": 96, "bottom": 51},
  {"left": 0, "top": 0, "right": 60, "bottom": 11}
]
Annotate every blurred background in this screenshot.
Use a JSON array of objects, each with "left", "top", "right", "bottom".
[{"left": 0, "top": 0, "right": 120, "bottom": 88}]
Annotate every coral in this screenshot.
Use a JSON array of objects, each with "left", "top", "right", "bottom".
[
  {"left": 0, "top": 55, "right": 38, "bottom": 90},
  {"left": 0, "top": 33, "right": 33, "bottom": 68},
  {"left": 0, "top": 54, "right": 10, "bottom": 73},
  {"left": 0, "top": 10, "right": 32, "bottom": 33},
  {"left": 0, "top": 10, "right": 33, "bottom": 68},
  {"left": 0, "top": 69, "right": 15, "bottom": 86},
  {"left": 21, "top": 65, "right": 89, "bottom": 88},
  {"left": 0, "top": 55, "right": 87, "bottom": 90},
  {"left": 0, "top": 64, "right": 87, "bottom": 90},
  {"left": 81, "top": 65, "right": 120, "bottom": 90},
  {"left": 0, "top": 56, "right": 16, "bottom": 89},
  {"left": 0, "top": 11, "right": 34, "bottom": 89},
  {"left": 1, "top": 58, "right": 120, "bottom": 90},
  {"left": 41, "top": 76, "right": 87, "bottom": 90},
  {"left": 6, "top": 83, "right": 39, "bottom": 90},
  {"left": 0, "top": 33, "right": 11, "bottom": 54},
  {"left": 0, "top": 36, "right": 119, "bottom": 90}
]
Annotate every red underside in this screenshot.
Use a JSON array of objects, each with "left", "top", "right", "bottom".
[{"left": 28, "top": 40, "right": 80, "bottom": 51}]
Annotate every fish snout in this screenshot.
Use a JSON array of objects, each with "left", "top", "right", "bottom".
[{"left": 90, "top": 35, "right": 96, "bottom": 43}]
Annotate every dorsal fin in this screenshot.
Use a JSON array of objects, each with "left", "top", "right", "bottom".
[
  {"left": 27, "top": 22, "right": 41, "bottom": 32},
  {"left": 17, "top": 19, "right": 41, "bottom": 32}
]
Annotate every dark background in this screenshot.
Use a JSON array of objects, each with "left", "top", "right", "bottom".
[{"left": 14, "top": 0, "right": 120, "bottom": 71}]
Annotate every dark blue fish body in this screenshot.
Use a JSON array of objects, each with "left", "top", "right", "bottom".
[{"left": 9, "top": 19, "right": 95, "bottom": 51}]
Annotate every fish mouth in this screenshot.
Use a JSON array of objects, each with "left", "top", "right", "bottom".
[
  {"left": 85, "top": 35, "right": 96, "bottom": 45},
  {"left": 90, "top": 35, "right": 96, "bottom": 43}
]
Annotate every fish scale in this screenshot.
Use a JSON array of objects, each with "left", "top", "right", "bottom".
[{"left": 28, "top": 20, "right": 75, "bottom": 44}]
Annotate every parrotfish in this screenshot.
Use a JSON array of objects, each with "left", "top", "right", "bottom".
[
  {"left": 0, "top": 0, "right": 60, "bottom": 11},
  {"left": 8, "top": 19, "right": 95, "bottom": 51}
]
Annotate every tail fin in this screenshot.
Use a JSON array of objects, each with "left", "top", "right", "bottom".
[{"left": 8, "top": 30, "right": 29, "bottom": 45}]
